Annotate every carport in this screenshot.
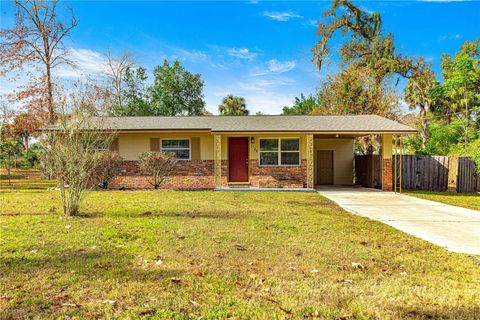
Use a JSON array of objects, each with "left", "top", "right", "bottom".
[{"left": 312, "top": 131, "right": 413, "bottom": 191}]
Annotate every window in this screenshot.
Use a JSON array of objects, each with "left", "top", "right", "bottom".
[
  {"left": 161, "top": 139, "right": 190, "bottom": 160},
  {"left": 259, "top": 138, "right": 300, "bottom": 166}
]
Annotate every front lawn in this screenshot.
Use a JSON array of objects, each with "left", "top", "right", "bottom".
[
  {"left": 405, "top": 191, "right": 480, "bottom": 211},
  {"left": 0, "top": 169, "right": 56, "bottom": 190},
  {"left": 1, "top": 190, "right": 479, "bottom": 319}
]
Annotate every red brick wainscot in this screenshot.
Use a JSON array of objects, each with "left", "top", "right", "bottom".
[
  {"left": 249, "top": 159, "right": 307, "bottom": 188},
  {"left": 109, "top": 160, "right": 215, "bottom": 190},
  {"left": 382, "top": 158, "right": 393, "bottom": 191}
]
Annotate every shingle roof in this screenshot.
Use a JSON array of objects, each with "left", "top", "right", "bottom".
[{"left": 93, "top": 115, "right": 416, "bottom": 133}]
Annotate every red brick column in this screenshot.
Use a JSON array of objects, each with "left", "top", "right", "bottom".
[{"left": 382, "top": 158, "right": 393, "bottom": 191}]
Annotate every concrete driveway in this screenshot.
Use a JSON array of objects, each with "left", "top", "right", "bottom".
[{"left": 317, "top": 187, "right": 480, "bottom": 255}]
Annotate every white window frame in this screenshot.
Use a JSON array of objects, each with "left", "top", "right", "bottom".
[
  {"left": 259, "top": 137, "right": 301, "bottom": 166},
  {"left": 160, "top": 138, "right": 191, "bottom": 160}
]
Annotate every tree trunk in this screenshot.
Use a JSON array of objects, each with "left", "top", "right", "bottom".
[
  {"left": 419, "top": 103, "right": 428, "bottom": 149},
  {"left": 46, "top": 65, "right": 56, "bottom": 124}
]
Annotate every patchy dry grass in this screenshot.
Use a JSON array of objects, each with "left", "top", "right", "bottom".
[
  {"left": 0, "top": 169, "right": 56, "bottom": 190},
  {"left": 1, "top": 190, "right": 479, "bottom": 319},
  {"left": 406, "top": 191, "right": 480, "bottom": 211}
]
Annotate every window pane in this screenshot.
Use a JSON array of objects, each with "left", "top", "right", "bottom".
[
  {"left": 172, "top": 149, "right": 190, "bottom": 159},
  {"left": 162, "top": 139, "right": 189, "bottom": 148},
  {"left": 260, "top": 152, "right": 279, "bottom": 165},
  {"left": 260, "top": 139, "right": 278, "bottom": 151},
  {"left": 281, "top": 152, "right": 300, "bottom": 165},
  {"left": 281, "top": 139, "right": 299, "bottom": 151}
]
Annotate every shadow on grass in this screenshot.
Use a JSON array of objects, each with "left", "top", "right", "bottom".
[
  {"left": 0, "top": 210, "right": 245, "bottom": 219},
  {"left": 396, "top": 305, "right": 480, "bottom": 320},
  {"left": 153, "top": 210, "right": 244, "bottom": 219},
  {"left": 1, "top": 248, "right": 183, "bottom": 282},
  {"left": 409, "top": 191, "right": 480, "bottom": 197},
  {"left": 0, "top": 174, "right": 28, "bottom": 180}
]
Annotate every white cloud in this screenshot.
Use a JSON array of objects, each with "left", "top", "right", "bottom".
[
  {"left": 440, "top": 34, "right": 462, "bottom": 40},
  {"left": 226, "top": 47, "right": 257, "bottom": 60},
  {"left": 306, "top": 19, "right": 319, "bottom": 28},
  {"left": 262, "top": 11, "right": 303, "bottom": 22},
  {"left": 204, "top": 75, "right": 298, "bottom": 115},
  {"left": 175, "top": 48, "right": 208, "bottom": 62},
  {"left": 55, "top": 48, "right": 107, "bottom": 78},
  {"left": 251, "top": 59, "right": 296, "bottom": 76},
  {"left": 266, "top": 59, "right": 296, "bottom": 73},
  {"left": 245, "top": 92, "right": 294, "bottom": 114},
  {"left": 238, "top": 77, "right": 295, "bottom": 91}
]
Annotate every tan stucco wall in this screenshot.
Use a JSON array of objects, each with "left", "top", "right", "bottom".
[
  {"left": 382, "top": 133, "right": 393, "bottom": 159},
  {"left": 117, "top": 132, "right": 214, "bottom": 160},
  {"left": 314, "top": 138, "right": 354, "bottom": 185},
  {"left": 220, "top": 133, "right": 308, "bottom": 160},
  {"left": 117, "top": 132, "right": 308, "bottom": 162}
]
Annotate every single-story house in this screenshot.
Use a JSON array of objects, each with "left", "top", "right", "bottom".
[{"left": 100, "top": 115, "right": 415, "bottom": 191}]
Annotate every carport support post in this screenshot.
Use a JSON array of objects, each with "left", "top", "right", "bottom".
[
  {"left": 306, "top": 134, "right": 314, "bottom": 188},
  {"left": 382, "top": 134, "right": 393, "bottom": 191},
  {"left": 214, "top": 134, "right": 222, "bottom": 188}
]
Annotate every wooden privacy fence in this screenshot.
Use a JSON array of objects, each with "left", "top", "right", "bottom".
[
  {"left": 395, "top": 155, "right": 449, "bottom": 192},
  {"left": 457, "top": 157, "right": 480, "bottom": 193},
  {"left": 355, "top": 155, "right": 479, "bottom": 193}
]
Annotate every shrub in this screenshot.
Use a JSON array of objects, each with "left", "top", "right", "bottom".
[
  {"left": 90, "top": 151, "right": 123, "bottom": 189},
  {"left": 138, "top": 151, "right": 177, "bottom": 189}
]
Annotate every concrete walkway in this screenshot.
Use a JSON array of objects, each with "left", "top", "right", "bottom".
[{"left": 317, "top": 187, "right": 480, "bottom": 255}]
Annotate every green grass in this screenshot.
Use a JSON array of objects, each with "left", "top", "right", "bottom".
[
  {"left": 1, "top": 190, "right": 479, "bottom": 319},
  {"left": 405, "top": 191, "right": 480, "bottom": 211}
]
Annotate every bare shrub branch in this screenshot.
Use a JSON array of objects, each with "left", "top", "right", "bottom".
[{"left": 138, "top": 152, "right": 177, "bottom": 189}]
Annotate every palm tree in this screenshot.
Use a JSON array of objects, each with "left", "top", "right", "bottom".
[{"left": 218, "top": 95, "right": 249, "bottom": 116}]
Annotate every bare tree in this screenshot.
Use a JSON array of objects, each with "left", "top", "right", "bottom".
[
  {"left": 42, "top": 88, "right": 117, "bottom": 216},
  {"left": 0, "top": 0, "right": 78, "bottom": 123},
  {"left": 138, "top": 152, "right": 177, "bottom": 189},
  {"left": 103, "top": 50, "right": 134, "bottom": 110}
]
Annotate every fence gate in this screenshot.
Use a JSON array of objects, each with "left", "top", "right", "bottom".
[{"left": 354, "top": 155, "right": 381, "bottom": 189}]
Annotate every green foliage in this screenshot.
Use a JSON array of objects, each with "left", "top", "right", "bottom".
[
  {"left": 416, "top": 118, "right": 467, "bottom": 155},
  {"left": 150, "top": 59, "right": 206, "bottom": 116},
  {"left": 218, "top": 95, "right": 249, "bottom": 116},
  {"left": 312, "top": 0, "right": 427, "bottom": 119},
  {"left": 450, "top": 137, "right": 480, "bottom": 171},
  {"left": 108, "top": 60, "right": 207, "bottom": 116},
  {"left": 315, "top": 67, "right": 399, "bottom": 117},
  {"left": 282, "top": 93, "right": 318, "bottom": 115},
  {"left": 23, "top": 143, "right": 42, "bottom": 168},
  {"left": 412, "top": 117, "right": 480, "bottom": 171},
  {"left": 408, "top": 38, "right": 480, "bottom": 168},
  {"left": 431, "top": 38, "right": 480, "bottom": 120},
  {"left": 109, "top": 66, "right": 151, "bottom": 116},
  {"left": 0, "top": 136, "right": 22, "bottom": 167}
]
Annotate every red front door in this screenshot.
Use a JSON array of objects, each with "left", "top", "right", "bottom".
[{"left": 228, "top": 137, "right": 249, "bottom": 182}]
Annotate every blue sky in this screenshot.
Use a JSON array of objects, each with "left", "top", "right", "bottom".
[{"left": 1, "top": 1, "right": 479, "bottom": 114}]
